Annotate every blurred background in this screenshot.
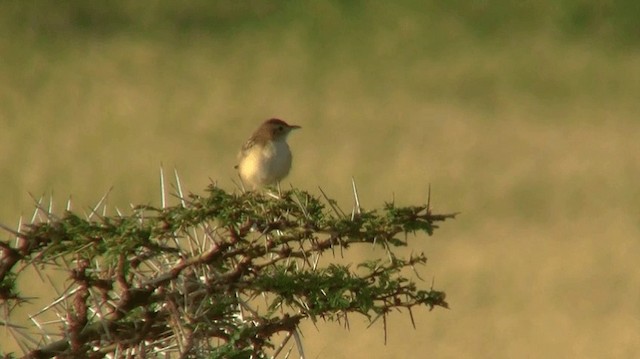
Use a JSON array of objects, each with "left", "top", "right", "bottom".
[{"left": 1, "top": 1, "right": 640, "bottom": 357}]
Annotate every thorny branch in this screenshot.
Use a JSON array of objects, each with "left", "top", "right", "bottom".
[{"left": 0, "top": 184, "right": 456, "bottom": 358}]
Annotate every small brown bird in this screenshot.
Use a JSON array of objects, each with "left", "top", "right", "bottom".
[{"left": 236, "top": 118, "right": 301, "bottom": 189}]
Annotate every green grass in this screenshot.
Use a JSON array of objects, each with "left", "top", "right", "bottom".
[{"left": 1, "top": 1, "right": 640, "bottom": 357}]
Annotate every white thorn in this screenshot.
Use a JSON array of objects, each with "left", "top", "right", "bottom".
[
  {"left": 160, "top": 164, "right": 166, "bottom": 209},
  {"left": 174, "top": 168, "right": 186, "bottom": 208}
]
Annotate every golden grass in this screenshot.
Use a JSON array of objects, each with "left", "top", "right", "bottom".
[{"left": 1, "top": 14, "right": 639, "bottom": 356}]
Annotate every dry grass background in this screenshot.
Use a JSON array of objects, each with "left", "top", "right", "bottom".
[{"left": 1, "top": 1, "right": 640, "bottom": 357}]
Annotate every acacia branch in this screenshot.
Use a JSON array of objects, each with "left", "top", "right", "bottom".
[{"left": 0, "top": 186, "right": 455, "bottom": 358}]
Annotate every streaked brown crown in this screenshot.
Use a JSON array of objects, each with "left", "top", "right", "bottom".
[
  {"left": 252, "top": 118, "right": 300, "bottom": 141},
  {"left": 240, "top": 118, "right": 301, "bottom": 156}
]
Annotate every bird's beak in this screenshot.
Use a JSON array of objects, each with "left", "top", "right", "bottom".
[{"left": 289, "top": 125, "right": 301, "bottom": 130}]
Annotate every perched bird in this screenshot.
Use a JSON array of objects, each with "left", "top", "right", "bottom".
[{"left": 236, "top": 118, "right": 301, "bottom": 190}]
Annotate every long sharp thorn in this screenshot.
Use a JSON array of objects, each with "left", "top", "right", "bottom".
[
  {"left": 66, "top": 195, "right": 72, "bottom": 212},
  {"left": 318, "top": 186, "right": 345, "bottom": 218},
  {"left": 427, "top": 183, "right": 432, "bottom": 214},
  {"left": 272, "top": 330, "right": 294, "bottom": 358},
  {"left": 351, "top": 177, "right": 361, "bottom": 217},
  {"left": 293, "top": 328, "right": 306, "bottom": 359},
  {"left": 408, "top": 307, "right": 416, "bottom": 329},
  {"left": 174, "top": 168, "right": 186, "bottom": 207},
  {"left": 47, "top": 192, "right": 53, "bottom": 221},
  {"left": 383, "top": 313, "right": 388, "bottom": 345},
  {"left": 15, "top": 216, "right": 23, "bottom": 244},
  {"left": 28, "top": 192, "right": 57, "bottom": 221},
  {"left": 28, "top": 193, "right": 44, "bottom": 223},
  {"left": 160, "top": 164, "right": 166, "bottom": 209},
  {"left": 88, "top": 187, "right": 113, "bottom": 220}
]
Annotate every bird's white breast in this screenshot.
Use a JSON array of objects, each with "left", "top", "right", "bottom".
[{"left": 239, "top": 140, "right": 292, "bottom": 188}]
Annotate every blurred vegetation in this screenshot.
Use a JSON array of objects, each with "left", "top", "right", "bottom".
[
  {"left": 2, "top": 0, "right": 639, "bottom": 45},
  {"left": 2, "top": 0, "right": 639, "bottom": 123}
]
